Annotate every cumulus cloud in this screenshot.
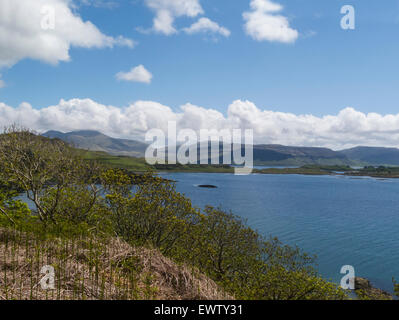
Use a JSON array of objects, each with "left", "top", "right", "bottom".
[
  {"left": 243, "top": 0, "right": 298, "bottom": 43},
  {"left": 183, "top": 18, "right": 231, "bottom": 37},
  {"left": 2, "top": 98, "right": 399, "bottom": 150},
  {"left": 116, "top": 65, "right": 153, "bottom": 84},
  {"left": 143, "top": 0, "right": 204, "bottom": 35},
  {"left": 77, "top": 0, "right": 119, "bottom": 9},
  {"left": 0, "top": 0, "right": 134, "bottom": 68}
]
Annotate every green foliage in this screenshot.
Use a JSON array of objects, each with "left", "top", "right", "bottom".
[
  {"left": 0, "top": 182, "right": 32, "bottom": 228},
  {"left": 184, "top": 207, "right": 347, "bottom": 300},
  {"left": 357, "top": 166, "right": 399, "bottom": 177},
  {"left": 82, "top": 151, "right": 151, "bottom": 172},
  {"left": 186, "top": 207, "right": 260, "bottom": 282},
  {"left": 237, "top": 249, "right": 347, "bottom": 300},
  {"left": 102, "top": 170, "right": 201, "bottom": 255},
  {"left": 0, "top": 127, "right": 85, "bottom": 223},
  {"left": 393, "top": 278, "right": 399, "bottom": 299},
  {"left": 355, "top": 289, "right": 392, "bottom": 300},
  {"left": 39, "top": 184, "right": 112, "bottom": 236}
]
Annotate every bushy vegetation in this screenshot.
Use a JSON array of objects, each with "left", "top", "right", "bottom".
[{"left": 0, "top": 127, "right": 352, "bottom": 300}]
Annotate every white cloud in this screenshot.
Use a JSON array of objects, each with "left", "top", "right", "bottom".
[
  {"left": 2, "top": 98, "right": 399, "bottom": 150},
  {"left": 183, "top": 18, "right": 231, "bottom": 37},
  {"left": 0, "top": 0, "right": 134, "bottom": 68},
  {"left": 77, "top": 0, "right": 119, "bottom": 9},
  {"left": 144, "top": 0, "right": 204, "bottom": 35},
  {"left": 243, "top": 0, "right": 298, "bottom": 43},
  {"left": 116, "top": 65, "right": 153, "bottom": 84},
  {"left": 0, "top": 75, "right": 4, "bottom": 88}
]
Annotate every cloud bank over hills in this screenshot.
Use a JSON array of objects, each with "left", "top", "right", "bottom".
[{"left": 1, "top": 98, "right": 399, "bottom": 150}]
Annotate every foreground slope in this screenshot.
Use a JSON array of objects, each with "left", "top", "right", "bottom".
[{"left": 0, "top": 229, "right": 229, "bottom": 300}]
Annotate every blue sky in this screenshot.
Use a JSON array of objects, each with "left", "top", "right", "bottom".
[
  {"left": 1, "top": 0, "right": 399, "bottom": 116},
  {"left": 1, "top": 0, "right": 399, "bottom": 149}
]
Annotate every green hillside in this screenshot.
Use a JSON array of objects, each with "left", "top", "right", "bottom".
[{"left": 81, "top": 150, "right": 234, "bottom": 173}]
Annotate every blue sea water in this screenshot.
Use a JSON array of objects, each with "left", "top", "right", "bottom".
[{"left": 159, "top": 172, "right": 399, "bottom": 293}]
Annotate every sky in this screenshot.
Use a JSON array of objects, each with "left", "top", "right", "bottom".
[{"left": 1, "top": 0, "right": 399, "bottom": 149}]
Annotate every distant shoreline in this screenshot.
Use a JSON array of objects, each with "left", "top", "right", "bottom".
[
  {"left": 82, "top": 150, "right": 399, "bottom": 178},
  {"left": 160, "top": 165, "right": 399, "bottom": 179},
  {"left": 254, "top": 165, "right": 399, "bottom": 179}
]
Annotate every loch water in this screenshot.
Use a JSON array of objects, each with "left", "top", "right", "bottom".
[{"left": 160, "top": 172, "right": 399, "bottom": 293}]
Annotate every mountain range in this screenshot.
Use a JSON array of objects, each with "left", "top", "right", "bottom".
[
  {"left": 43, "top": 130, "right": 399, "bottom": 167},
  {"left": 43, "top": 130, "right": 148, "bottom": 158}
]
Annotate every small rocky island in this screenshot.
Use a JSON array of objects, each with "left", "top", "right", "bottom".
[{"left": 197, "top": 185, "right": 218, "bottom": 189}]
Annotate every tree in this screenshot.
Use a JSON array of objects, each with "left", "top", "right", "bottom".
[
  {"left": 0, "top": 180, "right": 31, "bottom": 227},
  {"left": 0, "top": 126, "right": 103, "bottom": 231},
  {"left": 102, "top": 170, "right": 201, "bottom": 254},
  {"left": 187, "top": 206, "right": 347, "bottom": 300},
  {"left": 187, "top": 206, "right": 260, "bottom": 282},
  {"left": 236, "top": 238, "right": 347, "bottom": 300}
]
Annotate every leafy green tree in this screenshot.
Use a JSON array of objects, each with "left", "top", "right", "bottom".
[
  {"left": 187, "top": 207, "right": 347, "bottom": 300},
  {"left": 102, "top": 170, "right": 201, "bottom": 254},
  {"left": 236, "top": 239, "right": 347, "bottom": 300},
  {"left": 100, "top": 168, "right": 138, "bottom": 241},
  {"left": 0, "top": 126, "right": 106, "bottom": 233},
  {"left": 0, "top": 181, "right": 32, "bottom": 228},
  {"left": 0, "top": 127, "right": 79, "bottom": 224},
  {"left": 186, "top": 206, "right": 260, "bottom": 282},
  {"left": 39, "top": 184, "right": 111, "bottom": 235}
]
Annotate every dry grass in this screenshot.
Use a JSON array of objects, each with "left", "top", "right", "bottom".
[{"left": 0, "top": 228, "right": 230, "bottom": 300}]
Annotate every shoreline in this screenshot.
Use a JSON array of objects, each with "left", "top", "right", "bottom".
[
  {"left": 157, "top": 168, "right": 399, "bottom": 179},
  {"left": 253, "top": 167, "right": 399, "bottom": 179}
]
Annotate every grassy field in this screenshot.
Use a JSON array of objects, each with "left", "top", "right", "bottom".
[
  {"left": 81, "top": 151, "right": 150, "bottom": 171},
  {"left": 81, "top": 151, "right": 234, "bottom": 173}
]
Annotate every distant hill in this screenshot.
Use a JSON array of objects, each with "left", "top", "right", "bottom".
[
  {"left": 251, "top": 145, "right": 352, "bottom": 166},
  {"left": 339, "top": 147, "right": 399, "bottom": 166},
  {"left": 43, "top": 130, "right": 399, "bottom": 166},
  {"left": 168, "top": 142, "right": 357, "bottom": 166},
  {"left": 43, "top": 130, "right": 148, "bottom": 158}
]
